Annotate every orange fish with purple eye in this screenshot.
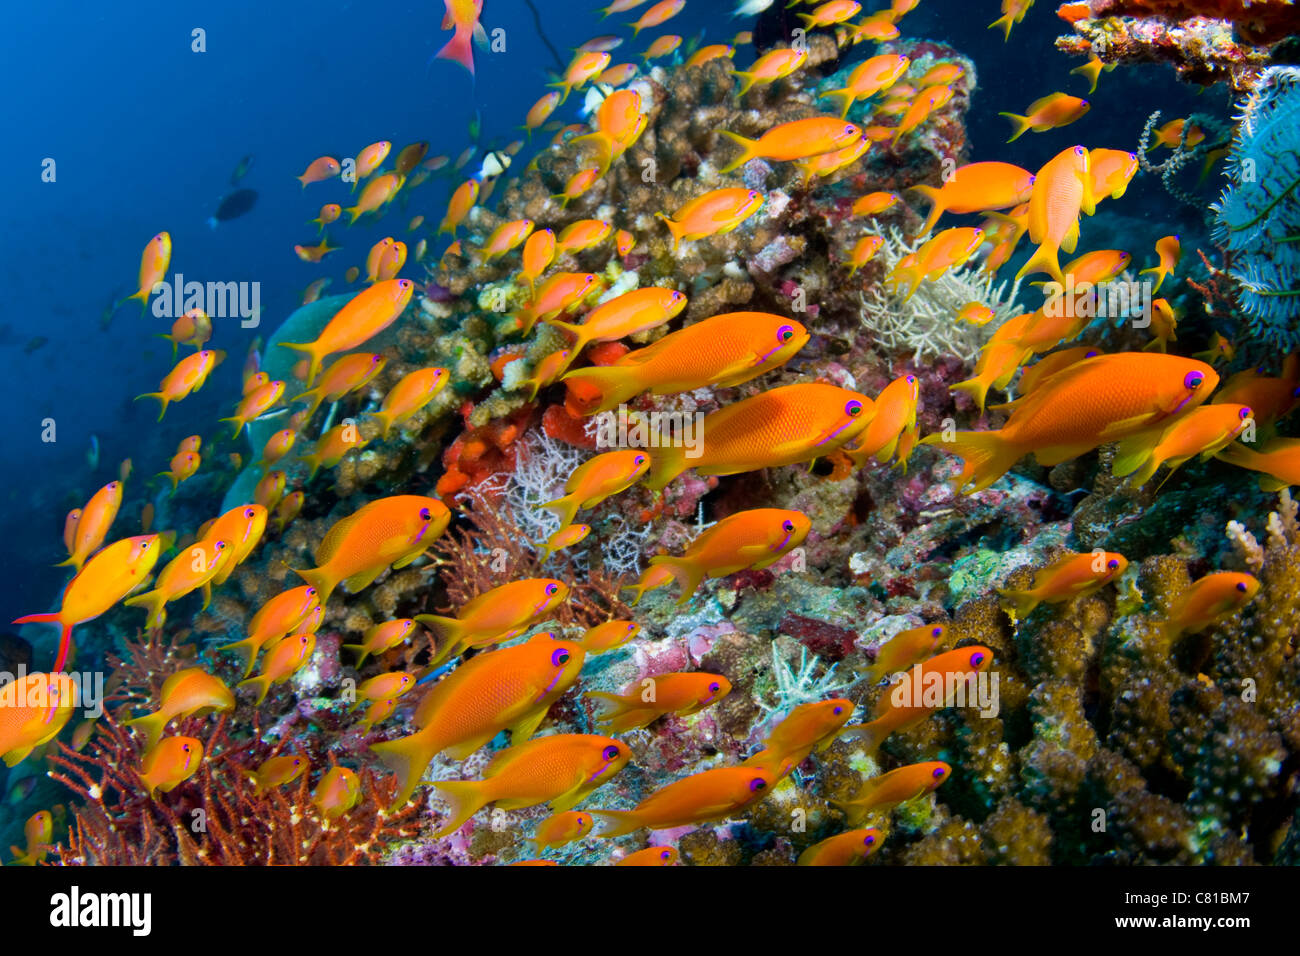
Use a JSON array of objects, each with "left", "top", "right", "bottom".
[
  {"left": 15, "top": 535, "right": 162, "bottom": 672},
  {"left": 297, "top": 156, "right": 341, "bottom": 188},
  {"left": 123, "top": 667, "right": 234, "bottom": 750},
  {"left": 371, "top": 635, "right": 587, "bottom": 808},
  {"left": 343, "top": 619, "right": 418, "bottom": 667},
  {"left": 532, "top": 810, "right": 595, "bottom": 850},
  {"left": 797, "top": 827, "right": 884, "bottom": 866},
  {"left": 219, "top": 585, "right": 321, "bottom": 678},
  {"left": 135, "top": 348, "right": 225, "bottom": 421},
  {"left": 580, "top": 620, "right": 641, "bottom": 654},
  {"left": 139, "top": 736, "right": 203, "bottom": 798},
  {"left": 417, "top": 578, "right": 571, "bottom": 662},
  {"left": 431, "top": 735, "right": 631, "bottom": 837},
  {"left": 1161, "top": 571, "right": 1260, "bottom": 642},
  {"left": 717, "top": 116, "right": 862, "bottom": 174},
  {"left": 374, "top": 367, "right": 449, "bottom": 439},
  {"left": 0, "top": 673, "right": 78, "bottom": 767},
  {"left": 538, "top": 449, "right": 652, "bottom": 528},
  {"left": 997, "top": 551, "right": 1128, "bottom": 618},
  {"left": 616, "top": 846, "right": 678, "bottom": 866},
  {"left": 744, "top": 698, "right": 855, "bottom": 779},
  {"left": 281, "top": 279, "right": 414, "bottom": 386},
  {"left": 313, "top": 766, "right": 361, "bottom": 821},
  {"left": 834, "top": 761, "right": 952, "bottom": 826},
  {"left": 59, "top": 481, "right": 122, "bottom": 573},
  {"left": 586, "top": 673, "right": 732, "bottom": 732},
  {"left": 246, "top": 754, "right": 309, "bottom": 796},
  {"left": 590, "top": 764, "right": 777, "bottom": 836},
  {"left": 119, "top": 231, "right": 172, "bottom": 313},
  {"left": 238, "top": 631, "right": 316, "bottom": 706}
]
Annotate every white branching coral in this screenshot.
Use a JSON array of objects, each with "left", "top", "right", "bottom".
[
  {"left": 856, "top": 223, "right": 1025, "bottom": 363},
  {"left": 1226, "top": 490, "right": 1299, "bottom": 572},
  {"left": 757, "top": 642, "right": 852, "bottom": 720}
]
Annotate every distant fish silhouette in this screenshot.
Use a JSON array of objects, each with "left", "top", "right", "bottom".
[
  {"left": 207, "top": 188, "right": 258, "bottom": 229},
  {"left": 230, "top": 153, "right": 254, "bottom": 186}
]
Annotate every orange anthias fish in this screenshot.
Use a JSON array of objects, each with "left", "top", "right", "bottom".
[
  {"left": 0, "top": 673, "right": 77, "bottom": 766},
  {"left": 1139, "top": 235, "right": 1181, "bottom": 294},
  {"left": 835, "top": 761, "right": 951, "bottom": 825},
  {"left": 1211, "top": 354, "right": 1300, "bottom": 427},
  {"left": 892, "top": 85, "right": 953, "bottom": 145},
  {"left": 989, "top": 0, "right": 1033, "bottom": 39},
  {"left": 354, "top": 671, "right": 415, "bottom": 707},
  {"left": 630, "top": 0, "right": 684, "bottom": 35},
  {"left": 344, "top": 172, "right": 402, "bottom": 223},
  {"left": 538, "top": 449, "right": 652, "bottom": 527},
  {"left": 545, "top": 287, "right": 687, "bottom": 369},
  {"left": 852, "top": 191, "right": 899, "bottom": 216},
  {"left": 513, "top": 272, "right": 603, "bottom": 335},
  {"left": 123, "top": 539, "right": 231, "bottom": 630},
  {"left": 294, "top": 238, "right": 340, "bottom": 263},
  {"left": 135, "top": 349, "right": 224, "bottom": 421},
  {"left": 1216, "top": 437, "right": 1300, "bottom": 491},
  {"left": 521, "top": 93, "right": 561, "bottom": 138},
  {"left": 62, "top": 509, "right": 81, "bottom": 559},
  {"left": 552, "top": 50, "right": 612, "bottom": 105},
  {"left": 1016, "top": 145, "right": 1093, "bottom": 284},
  {"left": 731, "top": 47, "right": 809, "bottom": 96},
  {"left": 1161, "top": 572, "right": 1260, "bottom": 641},
  {"left": 239, "top": 631, "right": 317, "bottom": 706},
  {"left": 298, "top": 423, "right": 371, "bottom": 479},
  {"left": 311, "top": 204, "right": 342, "bottom": 234},
  {"left": 124, "top": 667, "right": 235, "bottom": 750},
  {"left": 533, "top": 810, "right": 594, "bottom": 849},
  {"left": 797, "top": 827, "right": 884, "bottom": 866},
  {"left": 563, "top": 311, "right": 808, "bottom": 415},
  {"left": 590, "top": 765, "right": 776, "bottom": 836},
  {"left": 581, "top": 620, "right": 641, "bottom": 653},
  {"left": 481, "top": 219, "right": 536, "bottom": 262},
  {"left": 258, "top": 429, "right": 297, "bottom": 469},
  {"left": 418, "top": 578, "right": 570, "bottom": 661},
  {"left": 435, "top": 0, "right": 486, "bottom": 75},
  {"left": 743, "top": 698, "right": 854, "bottom": 779},
  {"left": 819, "top": 54, "right": 908, "bottom": 117},
  {"left": 798, "top": 0, "right": 863, "bottom": 30},
  {"left": 365, "top": 237, "right": 395, "bottom": 283},
  {"left": 313, "top": 766, "right": 362, "bottom": 821},
  {"left": 371, "top": 635, "right": 587, "bottom": 807},
  {"left": 295, "top": 496, "right": 451, "bottom": 604},
  {"left": 430, "top": 734, "right": 631, "bottom": 837},
  {"left": 1000, "top": 93, "right": 1089, "bottom": 141},
  {"left": 139, "top": 736, "right": 203, "bottom": 798},
  {"left": 908, "top": 161, "right": 1034, "bottom": 236},
  {"left": 998, "top": 551, "right": 1128, "bottom": 617},
  {"left": 281, "top": 279, "right": 414, "bottom": 386},
  {"left": 538, "top": 522, "right": 590, "bottom": 560},
  {"left": 717, "top": 117, "right": 861, "bottom": 174},
  {"left": 642, "top": 383, "right": 874, "bottom": 490},
  {"left": 10, "top": 810, "right": 54, "bottom": 865},
  {"left": 518, "top": 229, "right": 557, "bottom": 295},
  {"left": 841, "top": 645, "right": 994, "bottom": 755},
  {"left": 859, "top": 624, "right": 947, "bottom": 682},
  {"left": 59, "top": 481, "right": 122, "bottom": 573},
  {"left": 1113, "top": 403, "right": 1252, "bottom": 488},
  {"left": 343, "top": 619, "right": 418, "bottom": 667},
  {"left": 354, "top": 140, "right": 392, "bottom": 184},
  {"left": 254, "top": 470, "right": 287, "bottom": 512},
  {"left": 119, "top": 232, "right": 172, "bottom": 313},
  {"left": 517, "top": 349, "right": 571, "bottom": 401},
  {"left": 844, "top": 373, "right": 918, "bottom": 468},
  {"left": 206, "top": 505, "right": 268, "bottom": 584},
  {"left": 374, "top": 367, "right": 449, "bottom": 437},
  {"left": 219, "top": 379, "right": 286, "bottom": 437},
  {"left": 556, "top": 219, "right": 613, "bottom": 255},
  {"left": 617, "top": 846, "right": 679, "bottom": 865},
  {"left": 439, "top": 180, "right": 480, "bottom": 236},
  {"left": 158, "top": 308, "right": 212, "bottom": 357},
  {"left": 1149, "top": 118, "right": 1204, "bottom": 150},
  {"left": 657, "top": 188, "right": 763, "bottom": 250},
  {"left": 274, "top": 491, "right": 304, "bottom": 533},
  {"left": 156, "top": 450, "right": 201, "bottom": 493},
  {"left": 685, "top": 43, "right": 734, "bottom": 68},
  {"left": 845, "top": 234, "right": 884, "bottom": 276},
  {"left": 1089, "top": 148, "right": 1139, "bottom": 201},
  {"left": 220, "top": 585, "right": 322, "bottom": 677},
  {"left": 924, "top": 353, "right": 1217, "bottom": 493},
  {"left": 298, "top": 156, "right": 341, "bottom": 188},
  {"left": 292, "top": 352, "right": 386, "bottom": 419},
  {"left": 626, "top": 508, "right": 811, "bottom": 605},
  {"left": 15, "top": 535, "right": 161, "bottom": 671},
  {"left": 246, "top": 754, "right": 309, "bottom": 796},
  {"left": 574, "top": 88, "right": 648, "bottom": 173},
  {"left": 587, "top": 673, "right": 732, "bottom": 732},
  {"left": 553, "top": 167, "right": 603, "bottom": 209}
]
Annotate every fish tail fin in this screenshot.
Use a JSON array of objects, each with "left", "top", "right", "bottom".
[
  {"left": 11, "top": 614, "right": 73, "bottom": 672},
  {"left": 561, "top": 365, "right": 641, "bottom": 416},
  {"left": 372, "top": 411, "right": 396, "bottom": 440},
  {"left": 919, "top": 428, "right": 1019, "bottom": 494},
  {"left": 119, "top": 288, "right": 150, "bottom": 315},
  {"left": 642, "top": 445, "right": 686, "bottom": 491},
  {"left": 535, "top": 494, "right": 579, "bottom": 529},
  {"left": 650, "top": 555, "right": 705, "bottom": 605},
  {"left": 435, "top": 24, "right": 476, "bottom": 76},
  {"left": 237, "top": 674, "right": 272, "bottom": 707},
  {"left": 949, "top": 376, "right": 994, "bottom": 415},
  {"left": 907, "top": 185, "right": 944, "bottom": 235},
  {"left": 292, "top": 388, "right": 324, "bottom": 420},
  {"left": 123, "top": 710, "right": 168, "bottom": 751},
  {"left": 292, "top": 566, "right": 336, "bottom": 606},
  {"left": 654, "top": 212, "right": 685, "bottom": 251},
  {"left": 371, "top": 727, "right": 437, "bottom": 809},
  {"left": 996, "top": 587, "right": 1040, "bottom": 618},
  {"left": 1015, "top": 242, "right": 1064, "bottom": 285},
  {"left": 838, "top": 718, "right": 886, "bottom": 756},
  {"left": 1112, "top": 433, "right": 1159, "bottom": 482},
  {"left": 717, "top": 131, "right": 758, "bottom": 174},
  {"left": 988, "top": 12, "right": 1014, "bottom": 40},
  {"left": 278, "top": 342, "right": 321, "bottom": 386},
  {"left": 431, "top": 779, "right": 490, "bottom": 837},
  {"left": 730, "top": 70, "right": 757, "bottom": 96},
  {"left": 133, "top": 392, "right": 169, "bottom": 422},
  {"left": 589, "top": 808, "right": 642, "bottom": 839},
  {"left": 123, "top": 588, "right": 167, "bottom": 630},
  {"left": 998, "top": 112, "right": 1032, "bottom": 142},
  {"left": 413, "top": 614, "right": 467, "bottom": 662},
  {"left": 218, "top": 637, "right": 261, "bottom": 679}
]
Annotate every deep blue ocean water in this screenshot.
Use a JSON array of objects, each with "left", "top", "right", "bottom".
[{"left": 0, "top": 0, "right": 1212, "bottom": 623}]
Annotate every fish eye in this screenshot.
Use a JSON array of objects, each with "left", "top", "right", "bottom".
[
  {"left": 1107, "top": 558, "right": 1119, "bottom": 570},
  {"left": 845, "top": 401, "right": 862, "bottom": 417},
  {"left": 777, "top": 324, "right": 794, "bottom": 342},
  {"left": 419, "top": 507, "right": 432, "bottom": 520},
  {"left": 602, "top": 745, "right": 620, "bottom": 759},
  {"left": 586, "top": 274, "right": 596, "bottom": 282},
  {"left": 306, "top": 587, "right": 317, "bottom": 597},
  {"left": 245, "top": 508, "right": 255, "bottom": 517},
  {"left": 863, "top": 834, "right": 876, "bottom": 846},
  {"left": 1184, "top": 372, "right": 1204, "bottom": 389},
  {"left": 1235, "top": 581, "right": 1248, "bottom": 593},
  {"left": 970, "top": 652, "right": 986, "bottom": 667},
  {"left": 1240, "top": 407, "right": 1252, "bottom": 420},
  {"left": 749, "top": 778, "right": 767, "bottom": 793},
  {"left": 843, "top": 124, "right": 855, "bottom": 135},
  {"left": 551, "top": 649, "right": 570, "bottom": 666},
  {"left": 660, "top": 849, "right": 671, "bottom": 859},
  {"left": 833, "top": 705, "right": 844, "bottom": 715},
  {"left": 932, "top": 767, "right": 946, "bottom": 778},
  {"left": 634, "top": 454, "right": 647, "bottom": 465},
  {"left": 182, "top": 744, "right": 191, "bottom": 752},
  {"left": 709, "top": 682, "right": 721, "bottom": 693},
  {"left": 546, "top": 583, "right": 559, "bottom": 595},
  {"left": 782, "top": 520, "right": 795, "bottom": 532},
  {"left": 931, "top": 626, "right": 943, "bottom": 636}
]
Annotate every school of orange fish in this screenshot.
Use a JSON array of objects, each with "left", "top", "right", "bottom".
[{"left": 3, "top": 0, "right": 1284, "bottom": 866}]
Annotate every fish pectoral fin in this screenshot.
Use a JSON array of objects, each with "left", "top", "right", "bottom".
[
  {"left": 343, "top": 566, "right": 386, "bottom": 594},
  {"left": 1032, "top": 442, "right": 1099, "bottom": 468},
  {"left": 547, "top": 779, "right": 592, "bottom": 813},
  {"left": 507, "top": 705, "right": 552, "bottom": 744},
  {"left": 1097, "top": 412, "right": 1162, "bottom": 443},
  {"left": 392, "top": 548, "right": 427, "bottom": 571},
  {"left": 445, "top": 731, "right": 501, "bottom": 761}
]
